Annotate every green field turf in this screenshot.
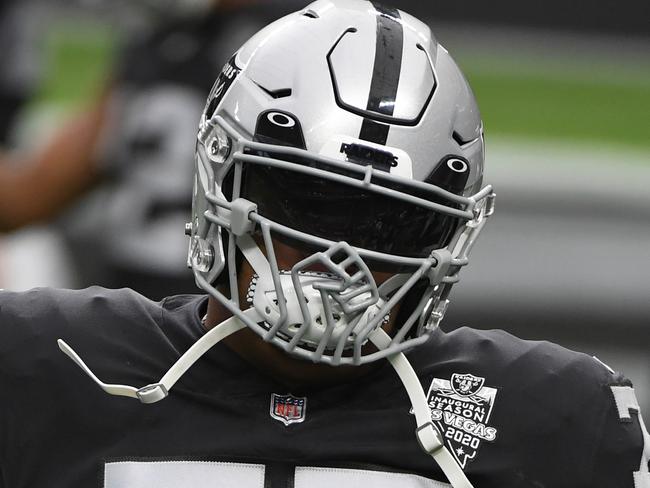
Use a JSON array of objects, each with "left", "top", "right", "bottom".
[
  {"left": 32, "top": 26, "right": 116, "bottom": 108},
  {"left": 34, "top": 27, "right": 650, "bottom": 151},
  {"left": 461, "top": 60, "right": 650, "bottom": 150}
]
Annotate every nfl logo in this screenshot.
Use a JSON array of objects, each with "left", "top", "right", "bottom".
[{"left": 270, "top": 393, "right": 307, "bottom": 426}]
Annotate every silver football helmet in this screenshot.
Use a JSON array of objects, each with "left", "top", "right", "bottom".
[{"left": 188, "top": 0, "right": 494, "bottom": 365}]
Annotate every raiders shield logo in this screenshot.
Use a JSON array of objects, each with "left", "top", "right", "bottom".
[
  {"left": 451, "top": 373, "right": 485, "bottom": 397},
  {"left": 270, "top": 393, "right": 307, "bottom": 426}
]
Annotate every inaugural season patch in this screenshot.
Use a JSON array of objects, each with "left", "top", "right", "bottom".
[
  {"left": 426, "top": 373, "right": 498, "bottom": 468},
  {"left": 270, "top": 393, "right": 307, "bottom": 426}
]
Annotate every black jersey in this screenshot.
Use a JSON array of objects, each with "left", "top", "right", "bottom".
[{"left": 0, "top": 288, "right": 647, "bottom": 488}]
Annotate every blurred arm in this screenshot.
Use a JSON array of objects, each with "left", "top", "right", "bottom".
[{"left": 0, "top": 97, "right": 108, "bottom": 232}]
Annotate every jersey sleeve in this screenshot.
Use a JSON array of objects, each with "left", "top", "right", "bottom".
[{"left": 587, "top": 368, "right": 650, "bottom": 487}]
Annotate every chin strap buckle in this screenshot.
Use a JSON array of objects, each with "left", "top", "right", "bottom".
[
  {"left": 136, "top": 383, "right": 169, "bottom": 404},
  {"left": 416, "top": 422, "right": 445, "bottom": 455},
  {"left": 57, "top": 310, "right": 255, "bottom": 405}
]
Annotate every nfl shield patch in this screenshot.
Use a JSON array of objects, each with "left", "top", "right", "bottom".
[{"left": 270, "top": 393, "right": 307, "bottom": 426}]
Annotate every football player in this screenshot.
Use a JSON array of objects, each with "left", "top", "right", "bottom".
[{"left": 1, "top": 1, "right": 648, "bottom": 487}]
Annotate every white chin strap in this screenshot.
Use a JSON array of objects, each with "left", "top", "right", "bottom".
[
  {"left": 58, "top": 316, "right": 474, "bottom": 487},
  {"left": 369, "top": 328, "right": 475, "bottom": 488},
  {"left": 57, "top": 308, "right": 257, "bottom": 404}
]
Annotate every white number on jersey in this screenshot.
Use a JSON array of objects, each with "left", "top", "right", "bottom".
[
  {"left": 611, "top": 386, "right": 650, "bottom": 487},
  {"left": 103, "top": 461, "right": 452, "bottom": 488}
]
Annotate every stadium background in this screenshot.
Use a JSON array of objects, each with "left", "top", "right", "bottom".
[{"left": 0, "top": 0, "right": 648, "bottom": 411}]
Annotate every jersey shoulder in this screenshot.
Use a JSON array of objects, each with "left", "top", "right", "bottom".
[
  {"left": 0, "top": 287, "right": 163, "bottom": 378},
  {"left": 416, "top": 325, "right": 619, "bottom": 397},
  {"left": 410, "top": 327, "right": 648, "bottom": 487}
]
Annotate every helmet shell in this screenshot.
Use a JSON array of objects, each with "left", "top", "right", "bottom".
[{"left": 208, "top": 0, "right": 484, "bottom": 192}]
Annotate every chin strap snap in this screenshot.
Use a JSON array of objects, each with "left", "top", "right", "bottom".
[
  {"left": 57, "top": 308, "right": 260, "bottom": 404},
  {"left": 369, "top": 328, "right": 475, "bottom": 488}
]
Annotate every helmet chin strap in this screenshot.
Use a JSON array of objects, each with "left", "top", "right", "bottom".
[{"left": 57, "top": 308, "right": 258, "bottom": 404}]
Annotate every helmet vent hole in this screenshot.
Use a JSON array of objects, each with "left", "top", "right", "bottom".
[
  {"left": 452, "top": 131, "right": 470, "bottom": 146},
  {"left": 452, "top": 131, "right": 480, "bottom": 147},
  {"left": 255, "top": 82, "right": 293, "bottom": 99},
  {"left": 270, "top": 88, "right": 292, "bottom": 99},
  {"left": 302, "top": 9, "right": 319, "bottom": 19}
]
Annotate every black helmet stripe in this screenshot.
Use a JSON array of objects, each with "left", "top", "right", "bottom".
[
  {"left": 359, "top": 2, "right": 404, "bottom": 145},
  {"left": 359, "top": 118, "right": 390, "bottom": 144}
]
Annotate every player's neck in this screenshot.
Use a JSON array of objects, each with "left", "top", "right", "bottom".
[{"left": 204, "top": 297, "right": 378, "bottom": 389}]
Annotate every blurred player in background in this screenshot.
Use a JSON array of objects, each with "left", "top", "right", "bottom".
[
  {"left": 0, "top": 0, "right": 45, "bottom": 146},
  {"left": 0, "top": 0, "right": 287, "bottom": 299}
]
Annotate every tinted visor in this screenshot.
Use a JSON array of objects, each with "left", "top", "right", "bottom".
[{"left": 240, "top": 150, "right": 466, "bottom": 268}]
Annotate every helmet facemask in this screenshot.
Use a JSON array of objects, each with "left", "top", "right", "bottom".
[{"left": 188, "top": 114, "right": 495, "bottom": 366}]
